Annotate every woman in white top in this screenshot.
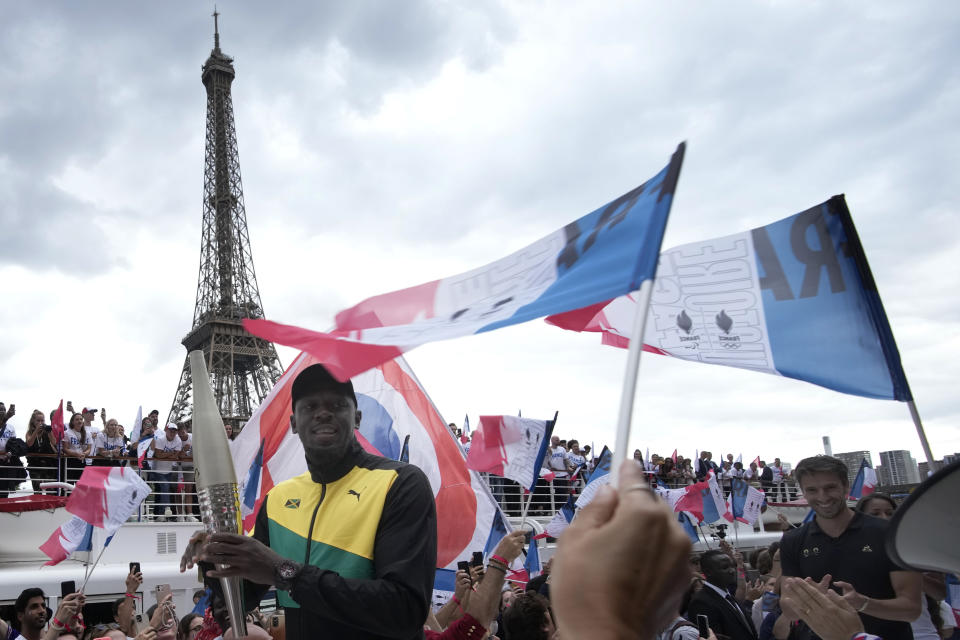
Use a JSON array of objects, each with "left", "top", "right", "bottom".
[
  {"left": 63, "top": 413, "right": 92, "bottom": 482},
  {"left": 95, "top": 418, "right": 127, "bottom": 467}
]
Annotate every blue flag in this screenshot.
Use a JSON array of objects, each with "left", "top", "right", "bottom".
[
  {"left": 848, "top": 458, "right": 877, "bottom": 499},
  {"left": 550, "top": 195, "right": 912, "bottom": 402},
  {"left": 241, "top": 439, "right": 265, "bottom": 519},
  {"left": 482, "top": 510, "right": 508, "bottom": 559},
  {"left": 78, "top": 522, "right": 94, "bottom": 553},
  {"left": 678, "top": 512, "right": 700, "bottom": 543},
  {"left": 575, "top": 447, "right": 612, "bottom": 508},
  {"left": 729, "top": 477, "right": 749, "bottom": 520},
  {"left": 524, "top": 538, "right": 542, "bottom": 580}
]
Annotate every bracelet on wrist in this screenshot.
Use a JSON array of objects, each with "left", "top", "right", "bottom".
[
  {"left": 857, "top": 597, "right": 870, "bottom": 613},
  {"left": 490, "top": 554, "right": 508, "bottom": 566},
  {"left": 51, "top": 617, "right": 65, "bottom": 630},
  {"left": 486, "top": 563, "right": 507, "bottom": 574}
]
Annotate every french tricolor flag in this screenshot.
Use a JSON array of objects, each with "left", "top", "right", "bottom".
[
  {"left": 547, "top": 195, "right": 912, "bottom": 403},
  {"left": 243, "top": 145, "right": 685, "bottom": 383},
  {"left": 849, "top": 458, "right": 877, "bottom": 499}
]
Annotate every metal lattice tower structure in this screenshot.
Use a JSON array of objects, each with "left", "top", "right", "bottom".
[{"left": 168, "top": 11, "right": 283, "bottom": 430}]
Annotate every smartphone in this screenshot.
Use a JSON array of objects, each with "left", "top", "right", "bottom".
[
  {"left": 272, "top": 616, "right": 280, "bottom": 628},
  {"left": 697, "top": 614, "right": 710, "bottom": 639},
  {"left": 746, "top": 569, "right": 759, "bottom": 583},
  {"left": 155, "top": 583, "right": 172, "bottom": 605},
  {"left": 60, "top": 580, "right": 76, "bottom": 598},
  {"left": 457, "top": 560, "right": 471, "bottom": 576},
  {"left": 130, "top": 562, "right": 141, "bottom": 575},
  {"left": 470, "top": 551, "right": 484, "bottom": 567}
]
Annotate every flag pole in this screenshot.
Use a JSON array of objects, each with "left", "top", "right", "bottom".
[
  {"left": 610, "top": 279, "right": 655, "bottom": 488},
  {"left": 80, "top": 531, "right": 114, "bottom": 592},
  {"left": 906, "top": 400, "right": 937, "bottom": 470},
  {"left": 519, "top": 489, "right": 534, "bottom": 529}
]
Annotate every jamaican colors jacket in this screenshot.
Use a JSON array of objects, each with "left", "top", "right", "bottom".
[{"left": 247, "top": 440, "right": 437, "bottom": 640}]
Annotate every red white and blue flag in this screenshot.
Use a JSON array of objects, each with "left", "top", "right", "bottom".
[
  {"left": 575, "top": 446, "right": 612, "bottom": 508},
  {"left": 675, "top": 470, "right": 731, "bottom": 524},
  {"left": 230, "top": 352, "right": 511, "bottom": 597},
  {"left": 848, "top": 458, "right": 877, "bottom": 499},
  {"left": 543, "top": 492, "right": 576, "bottom": 538},
  {"left": 39, "top": 466, "right": 150, "bottom": 565},
  {"left": 547, "top": 196, "right": 912, "bottom": 402},
  {"left": 239, "top": 439, "right": 265, "bottom": 524},
  {"left": 243, "top": 145, "right": 685, "bottom": 382},
  {"left": 39, "top": 515, "right": 94, "bottom": 566},
  {"left": 466, "top": 415, "right": 555, "bottom": 492},
  {"left": 460, "top": 415, "right": 470, "bottom": 444},
  {"left": 725, "top": 477, "right": 765, "bottom": 525}
]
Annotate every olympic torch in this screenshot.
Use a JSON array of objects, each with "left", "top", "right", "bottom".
[{"left": 189, "top": 350, "right": 248, "bottom": 639}]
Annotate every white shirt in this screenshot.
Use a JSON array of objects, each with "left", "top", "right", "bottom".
[
  {"left": 771, "top": 464, "right": 784, "bottom": 482},
  {"left": 95, "top": 433, "right": 126, "bottom": 456},
  {"left": 64, "top": 428, "right": 93, "bottom": 456},
  {"left": 547, "top": 446, "right": 569, "bottom": 477},
  {"left": 151, "top": 434, "right": 183, "bottom": 473},
  {"left": 179, "top": 433, "right": 194, "bottom": 467},
  {"left": 566, "top": 452, "right": 586, "bottom": 473},
  {"left": 0, "top": 424, "right": 15, "bottom": 450}
]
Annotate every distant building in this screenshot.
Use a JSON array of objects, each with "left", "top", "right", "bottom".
[
  {"left": 944, "top": 453, "right": 960, "bottom": 466},
  {"left": 879, "top": 450, "right": 921, "bottom": 485},
  {"left": 833, "top": 451, "right": 873, "bottom": 485},
  {"left": 918, "top": 461, "right": 930, "bottom": 478},
  {"left": 876, "top": 465, "right": 889, "bottom": 486}
]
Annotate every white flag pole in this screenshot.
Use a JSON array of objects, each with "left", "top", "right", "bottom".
[
  {"left": 80, "top": 532, "right": 115, "bottom": 592},
  {"left": 906, "top": 400, "right": 937, "bottom": 470},
  {"left": 610, "top": 279, "right": 655, "bottom": 488}
]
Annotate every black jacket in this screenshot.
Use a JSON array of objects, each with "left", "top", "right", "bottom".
[{"left": 687, "top": 585, "right": 758, "bottom": 640}]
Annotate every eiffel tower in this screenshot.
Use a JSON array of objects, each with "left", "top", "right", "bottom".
[{"left": 168, "top": 11, "right": 283, "bottom": 430}]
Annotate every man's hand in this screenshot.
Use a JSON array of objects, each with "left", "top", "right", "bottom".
[
  {"left": 745, "top": 578, "right": 764, "bottom": 601},
  {"left": 126, "top": 568, "right": 143, "bottom": 593},
  {"left": 55, "top": 592, "right": 85, "bottom": 627},
  {"left": 200, "top": 533, "right": 286, "bottom": 585},
  {"left": 781, "top": 577, "right": 864, "bottom": 640},
  {"left": 552, "top": 460, "right": 692, "bottom": 640},
  {"left": 833, "top": 580, "right": 869, "bottom": 612},
  {"left": 134, "top": 628, "right": 157, "bottom": 640},
  {"left": 180, "top": 530, "right": 209, "bottom": 572},
  {"left": 453, "top": 570, "right": 472, "bottom": 602},
  {"left": 492, "top": 530, "right": 525, "bottom": 565},
  {"left": 780, "top": 573, "right": 831, "bottom": 621}
]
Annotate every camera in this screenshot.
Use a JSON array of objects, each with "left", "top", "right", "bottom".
[{"left": 43, "top": 424, "right": 53, "bottom": 433}]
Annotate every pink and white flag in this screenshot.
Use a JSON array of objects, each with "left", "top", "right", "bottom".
[
  {"left": 466, "top": 415, "right": 554, "bottom": 492},
  {"left": 39, "top": 515, "right": 93, "bottom": 566},
  {"left": 66, "top": 466, "right": 151, "bottom": 534}
]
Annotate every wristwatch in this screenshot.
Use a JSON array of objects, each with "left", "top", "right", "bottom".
[{"left": 273, "top": 559, "right": 302, "bottom": 591}]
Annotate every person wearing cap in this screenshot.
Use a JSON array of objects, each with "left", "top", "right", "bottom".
[
  {"left": 151, "top": 422, "right": 184, "bottom": 521},
  {"left": 186, "top": 363, "right": 437, "bottom": 640}
]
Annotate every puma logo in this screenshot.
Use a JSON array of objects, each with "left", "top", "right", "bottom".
[{"left": 348, "top": 489, "right": 362, "bottom": 502}]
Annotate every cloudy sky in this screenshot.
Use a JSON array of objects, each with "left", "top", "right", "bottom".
[{"left": 2, "top": 2, "right": 958, "bottom": 470}]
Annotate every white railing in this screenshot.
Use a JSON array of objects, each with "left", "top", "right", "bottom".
[
  {"left": 1, "top": 454, "right": 200, "bottom": 522},
  {"left": 1, "top": 455, "right": 803, "bottom": 523}
]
